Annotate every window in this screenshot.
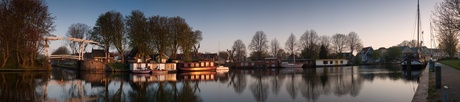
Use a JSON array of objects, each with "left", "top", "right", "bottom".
[
  {"left": 330, "top": 61, "right": 333, "bottom": 64},
  {"left": 340, "top": 60, "right": 343, "bottom": 64},
  {"left": 323, "top": 61, "right": 327, "bottom": 64}
]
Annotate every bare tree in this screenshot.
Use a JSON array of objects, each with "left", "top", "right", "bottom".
[
  {"left": 0, "top": 0, "right": 55, "bottom": 68},
  {"left": 346, "top": 32, "right": 362, "bottom": 55},
  {"left": 270, "top": 38, "right": 280, "bottom": 58},
  {"left": 181, "top": 30, "right": 202, "bottom": 61},
  {"left": 433, "top": 0, "right": 460, "bottom": 58},
  {"left": 319, "top": 35, "right": 331, "bottom": 59},
  {"left": 319, "top": 35, "right": 331, "bottom": 49},
  {"left": 233, "top": 39, "right": 246, "bottom": 61},
  {"left": 331, "top": 33, "right": 347, "bottom": 54},
  {"left": 169, "top": 16, "right": 191, "bottom": 59},
  {"left": 249, "top": 31, "right": 269, "bottom": 60},
  {"left": 148, "top": 15, "right": 171, "bottom": 63},
  {"left": 66, "top": 23, "right": 90, "bottom": 54},
  {"left": 437, "top": 27, "right": 458, "bottom": 57},
  {"left": 285, "top": 33, "right": 297, "bottom": 57},
  {"left": 299, "top": 29, "right": 319, "bottom": 59}
]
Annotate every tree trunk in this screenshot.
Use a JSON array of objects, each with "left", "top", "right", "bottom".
[
  {"left": 1, "top": 44, "right": 9, "bottom": 68},
  {"left": 121, "top": 50, "right": 125, "bottom": 64}
]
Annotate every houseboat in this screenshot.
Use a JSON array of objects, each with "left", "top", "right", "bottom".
[
  {"left": 130, "top": 62, "right": 152, "bottom": 74},
  {"left": 176, "top": 61, "right": 217, "bottom": 72},
  {"left": 315, "top": 59, "right": 349, "bottom": 67}
]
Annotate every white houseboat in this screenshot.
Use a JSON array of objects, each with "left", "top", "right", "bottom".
[{"left": 315, "top": 59, "right": 349, "bottom": 67}]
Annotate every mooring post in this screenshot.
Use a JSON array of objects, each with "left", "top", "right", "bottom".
[
  {"left": 444, "top": 86, "right": 449, "bottom": 102},
  {"left": 436, "top": 63, "right": 441, "bottom": 89},
  {"left": 429, "top": 59, "right": 434, "bottom": 72}
]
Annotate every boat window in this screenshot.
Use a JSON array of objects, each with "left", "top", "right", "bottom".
[
  {"left": 340, "top": 60, "right": 343, "bottom": 64},
  {"left": 323, "top": 61, "right": 327, "bottom": 64},
  {"left": 330, "top": 61, "right": 333, "bottom": 64},
  {"left": 335, "top": 61, "right": 338, "bottom": 64}
]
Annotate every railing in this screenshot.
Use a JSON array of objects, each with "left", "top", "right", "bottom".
[{"left": 49, "top": 55, "right": 80, "bottom": 60}]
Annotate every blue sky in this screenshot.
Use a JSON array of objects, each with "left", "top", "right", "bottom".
[{"left": 46, "top": 0, "right": 441, "bottom": 54}]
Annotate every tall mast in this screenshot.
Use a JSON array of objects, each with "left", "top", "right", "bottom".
[{"left": 417, "top": 0, "right": 420, "bottom": 48}]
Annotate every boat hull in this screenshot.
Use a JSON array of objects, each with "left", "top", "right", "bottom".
[
  {"left": 280, "top": 63, "right": 303, "bottom": 68},
  {"left": 151, "top": 70, "right": 168, "bottom": 74},
  {"left": 401, "top": 60, "right": 426, "bottom": 70}
]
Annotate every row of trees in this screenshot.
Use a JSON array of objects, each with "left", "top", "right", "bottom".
[
  {"left": 66, "top": 10, "right": 202, "bottom": 63},
  {"left": 433, "top": 0, "right": 460, "bottom": 58},
  {"left": 227, "top": 30, "right": 363, "bottom": 61},
  {"left": 0, "top": 0, "right": 55, "bottom": 68}
]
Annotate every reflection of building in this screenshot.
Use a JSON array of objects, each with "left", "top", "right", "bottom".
[
  {"left": 176, "top": 72, "right": 216, "bottom": 81},
  {"left": 130, "top": 74, "right": 177, "bottom": 83}
]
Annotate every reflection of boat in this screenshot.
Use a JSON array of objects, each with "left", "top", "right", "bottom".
[
  {"left": 177, "top": 71, "right": 216, "bottom": 81},
  {"left": 279, "top": 68, "right": 303, "bottom": 74},
  {"left": 402, "top": 69, "right": 422, "bottom": 80},
  {"left": 216, "top": 66, "right": 229, "bottom": 70},
  {"left": 176, "top": 61, "right": 217, "bottom": 72}
]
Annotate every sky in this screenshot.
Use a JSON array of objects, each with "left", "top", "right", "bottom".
[{"left": 45, "top": 0, "right": 442, "bottom": 54}]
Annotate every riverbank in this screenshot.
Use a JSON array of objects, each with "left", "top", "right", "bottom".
[
  {"left": 428, "top": 61, "right": 460, "bottom": 101},
  {"left": 411, "top": 65, "right": 429, "bottom": 102},
  {"left": 0, "top": 68, "right": 51, "bottom": 72}
]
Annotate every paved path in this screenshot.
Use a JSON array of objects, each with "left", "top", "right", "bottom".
[
  {"left": 412, "top": 65, "right": 429, "bottom": 102},
  {"left": 437, "top": 63, "right": 460, "bottom": 101}
]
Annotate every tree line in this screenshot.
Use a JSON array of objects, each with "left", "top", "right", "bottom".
[
  {"left": 66, "top": 10, "right": 203, "bottom": 63},
  {"left": 225, "top": 30, "right": 363, "bottom": 61},
  {"left": 0, "top": 0, "right": 55, "bottom": 69}
]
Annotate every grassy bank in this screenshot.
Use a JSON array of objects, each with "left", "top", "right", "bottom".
[
  {"left": 439, "top": 59, "right": 460, "bottom": 70},
  {"left": 107, "top": 63, "right": 127, "bottom": 70}
]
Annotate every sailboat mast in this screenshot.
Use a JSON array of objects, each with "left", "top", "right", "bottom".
[{"left": 417, "top": 0, "right": 420, "bottom": 48}]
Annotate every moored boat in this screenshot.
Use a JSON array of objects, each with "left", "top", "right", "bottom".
[
  {"left": 315, "top": 59, "right": 348, "bottom": 67},
  {"left": 280, "top": 62, "right": 303, "bottom": 68},
  {"left": 176, "top": 61, "right": 217, "bottom": 72},
  {"left": 132, "top": 69, "right": 152, "bottom": 74},
  {"left": 401, "top": 0, "right": 427, "bottom": 70},
  {"left": 151, "top": 70, "right": 168, "bottom": 74}
]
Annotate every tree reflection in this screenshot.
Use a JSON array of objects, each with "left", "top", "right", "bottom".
[
  {"left": 228, "top": 70, "right": 247, "bottom": 94},
  {"left": 285, "top": 74, "right": 298, "bottom": 100},
  {"left": 250, "top": 75, "right": 269, "bottom": 102},
  {"left": 300, "top": 68, "right": 320, "bottom": 102},
  {"left": 270, "top": 73, "right": 285, "bottom": 95},
  {"left": 0, "top": 72, "right": 51, "bottom": 101}
]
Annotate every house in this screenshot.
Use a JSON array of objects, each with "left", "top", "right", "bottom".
[
  {"left": 400, "top": 46, "right": 413, "bottom": 53},
  {"left": 358, "top": 47, "right": 373, "bottom": 64},
  {"left": 81, "top": 49, "right": 108, "bottom": 62},
  {"left": 336, "top": 52, "right": 354, "bottom": 60},
  {"left": 428, "top": 48, "right": 443, "bottom": 58}
]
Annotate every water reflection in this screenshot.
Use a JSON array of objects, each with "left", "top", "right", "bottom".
[{"left": 0, "top": 65, "right": 420, "bottom": 102}]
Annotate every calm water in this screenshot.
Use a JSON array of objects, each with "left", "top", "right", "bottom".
[{"left": 0, "top": 64, "right": 421, "bottom": 102}]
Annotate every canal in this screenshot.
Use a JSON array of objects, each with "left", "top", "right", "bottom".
[{"left": 0, "top": 64, "right": 421, "bottom": 102}]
